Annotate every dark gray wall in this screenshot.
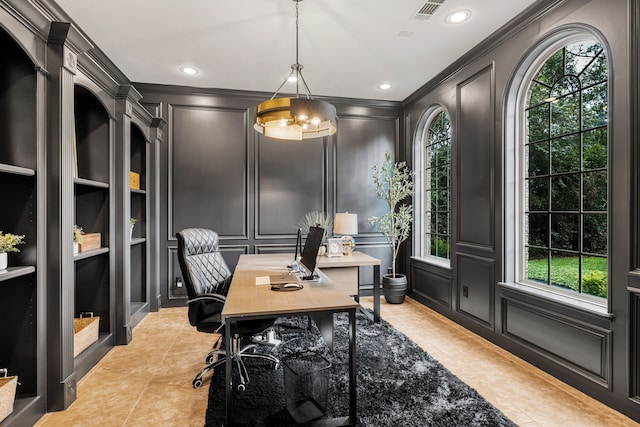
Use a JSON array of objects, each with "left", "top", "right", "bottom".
[
  {"left": 135, "top": 84, "right": 402, "bottom": 305},
  {"left": 403, "top": 0, "right": 640, "bottom": 421}
]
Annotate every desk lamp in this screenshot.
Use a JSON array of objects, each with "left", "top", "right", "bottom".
[{"left": 333, "top": 212, "right": 358, "bottom": 255}]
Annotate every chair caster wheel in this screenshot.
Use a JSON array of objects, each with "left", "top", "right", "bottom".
[
  {"left": 206, "top": 355, "right": 215, "bottom": 365},
  {"left": 237, "top": 384, "right": 245, "bottom": 392},
  {"left": 193, "top": 378, "right": 203, "bottom": 388}
]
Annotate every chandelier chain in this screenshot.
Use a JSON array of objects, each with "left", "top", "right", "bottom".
[{"left": 295, "top": 1, "right": 299, "bottom": 67}]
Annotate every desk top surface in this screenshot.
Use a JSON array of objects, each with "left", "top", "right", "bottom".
[
  {"left": 317, "top": 251, "right": 380, "bottom": 268},
  {"left": 222, "top": 253, "right": 358, "bottom": 320}
]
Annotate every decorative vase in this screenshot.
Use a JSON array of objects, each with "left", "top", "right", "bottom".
[
  {"left": 0, "top": 252, "right": 7, "bottom": 270},
  {"left": 73, "top": 243, "right": 79, "bottom": 255},
  {"left": 382, "top": 273, "right": 407, "bottom": 304},
  {"left": 130, "top": 224, "right": 135, "bottom": 240},
  {"left": 318, "top": 245, "right": 326, "bottom": 256}
]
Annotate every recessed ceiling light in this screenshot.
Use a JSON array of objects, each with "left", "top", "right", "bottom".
[
  {"left": 180, "top": 66, "right": 198, "bottom": 76},
  {"left": 378, "top": 83, "right": 392, "bottom": 90},
  {"left": 445, "top": 9, "right": 471, "bottom": 24}
]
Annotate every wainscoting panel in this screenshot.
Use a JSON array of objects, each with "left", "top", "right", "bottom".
[
  {"left": 256, "top": 134, "right": 326, "bottom": 238},
  {"left": 334, "top": 115, "right": 398, "bottom": 236},
  {"left": 411, "top": 262, "right": 452, "bottom": 309},
  {"left": 169, "top": 104, "right": 248, "bottom": 239},
  {"left": 502, "top": 297, "right": 610, "bottom": 386},
  {"left": 457, "top": 253, "right": 494, "bottom": 326},
  {"left": 354, "top": 243, "right": 392, "bottom": 285},
  {"left": 456, "top": 65, "right": 494, "bottom": 249}
]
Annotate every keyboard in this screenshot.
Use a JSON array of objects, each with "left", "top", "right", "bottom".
[
  {"left": 255, "top": 276, "right": 271, "bottom": 285},
  {"left": 256, "top": 273, "right": 307, "bottom": 285}
]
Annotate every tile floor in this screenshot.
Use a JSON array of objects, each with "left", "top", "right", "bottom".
[{"left": 34, "top": 297, "right": 639, "bottom": 427}]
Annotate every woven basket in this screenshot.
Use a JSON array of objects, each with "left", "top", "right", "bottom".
[
  {"left": 0, "top": 369, "right": 17, "bottom": 423},
  {"left": 74, "top": 313, "right": 100, "bottom": 357}
]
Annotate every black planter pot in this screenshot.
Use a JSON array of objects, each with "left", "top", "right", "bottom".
[{"left": 382, "top": 274, "right": 407, "bottom": 304}]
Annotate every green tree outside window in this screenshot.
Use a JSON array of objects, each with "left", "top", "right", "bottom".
[
  {"left": 424, "top": 110, "right": 451, "bottom": 260},
  {"left": 524, "top": 41, "right": 608, "bottom": 299}
]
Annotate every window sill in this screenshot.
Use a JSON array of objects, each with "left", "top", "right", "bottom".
[
  {"left": 411, "top": 255, "right": 452, "bottom": 271},
  {"left": 498, "top": 281, "right": 614, "bottom": 319}
]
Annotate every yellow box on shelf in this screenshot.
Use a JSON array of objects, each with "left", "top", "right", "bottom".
[
  {"left": 79, "top": 233, "right": 101, "bottom": 252},
  {"left": 130, "top": 171, "right": 140, "bottom": 190}
]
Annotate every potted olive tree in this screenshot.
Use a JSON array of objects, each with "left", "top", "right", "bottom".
[{"left": 369, "top": 151, "right": 413, "bottom": 304}]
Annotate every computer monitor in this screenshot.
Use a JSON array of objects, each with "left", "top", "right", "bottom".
[
  {"left": 288, "top": 228, "right": 302, "bottom": 269},
  {"left": 298, "top": 225, "right": 324, "bottom": 280}
]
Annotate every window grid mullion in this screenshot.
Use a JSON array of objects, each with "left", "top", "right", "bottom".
[{"left": 523, "top": 40, "right": 607, "bottom": 299}]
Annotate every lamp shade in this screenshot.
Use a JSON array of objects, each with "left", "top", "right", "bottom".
[{"left": 333, "top": 213, "right": 358, "bottom": 235}]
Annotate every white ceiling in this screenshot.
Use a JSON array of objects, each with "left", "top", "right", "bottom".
[{"left": 55, "top": 0, "right": 538, "bottom": 101}]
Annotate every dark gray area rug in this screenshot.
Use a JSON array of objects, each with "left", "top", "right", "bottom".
[{"left": 206, "top": 312, "right": 515, "bottom": 427}]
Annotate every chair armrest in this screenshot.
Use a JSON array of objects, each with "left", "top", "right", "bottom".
[{"left": 188, "top": 293, "right": 226, "bottom": 304}]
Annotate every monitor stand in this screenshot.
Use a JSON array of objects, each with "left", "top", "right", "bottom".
[{"left": 297, "top": 272, "right": 320, "bottom": 283}]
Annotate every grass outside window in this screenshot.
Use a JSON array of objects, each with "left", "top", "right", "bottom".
[{"left": 527, "top": 256, "right": 607, "bottom": 298}]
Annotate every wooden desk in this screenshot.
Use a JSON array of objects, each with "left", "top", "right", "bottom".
[
  {"left": 317, "top": 251, "right": 381, "bottom": 322},
  {"left": 222, "top": 254, "right": 358, "bottom": 426}
]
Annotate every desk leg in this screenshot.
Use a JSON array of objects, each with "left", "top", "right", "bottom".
[
  {"left": 225, "top": 320, "right": 232, "bottom": 425},
  {"left": 348, "top": 308, "right": 357, "bottom": 424},
  {"left": 373, "top": 265, "right": 380, "bottom": 322},
  {"left": 310, "top": 312, "right": 334, "bottom": 352},
  {"left": 355, "top": 267, "right": 361, "bottom": 303}
]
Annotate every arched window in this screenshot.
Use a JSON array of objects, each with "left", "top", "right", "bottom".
[
  {"left": 521, "top": 39, "right": 608, "bottom": 300},
  {"left": 415, "top": 108, "right": 451, "bottom": 264}
]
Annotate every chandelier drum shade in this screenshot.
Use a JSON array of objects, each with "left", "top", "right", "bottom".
[{"left": 254, "top": 0, "right": 337, "bottom": 141}]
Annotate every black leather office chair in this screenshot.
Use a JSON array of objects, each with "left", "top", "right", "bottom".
[{"left": 176, "top": 228, "right": 279, "bottom": 389}]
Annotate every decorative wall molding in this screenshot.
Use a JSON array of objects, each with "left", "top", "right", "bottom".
[
  {"left": 167, "top": 103, "right": 250, "bottom": 241},
  {"left": 455, "top": 64, "right": 495, "bottom": 250},
  {"left": 411, "top": 262, "right": 452, "bottom": 309},
  {"left": 456, "top": 252, "right": 494, "bottom": 327},
  {"left": 501, "top": 295, "right": 611, "bottom": 388}
]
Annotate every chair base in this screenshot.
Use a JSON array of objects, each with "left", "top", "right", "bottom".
[{"left": 192, "top": 339, "right": 280, "bottom": 389}]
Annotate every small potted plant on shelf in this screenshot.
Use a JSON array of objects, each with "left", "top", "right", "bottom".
[
  {"left": 0, "top": 231, "right": 26, "bottom": 271},
  {"left": 368, "top": 151, "right": 414, "bottom": 304},
  {"left": 130, "top": 218, "right": 137, "bottom": 240},
  {"left": 73, "top": 225, "right": 83, "bottom": 255}
]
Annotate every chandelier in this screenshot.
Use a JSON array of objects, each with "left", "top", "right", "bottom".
[{"left": 254, "top": 0, "right": 337, "bottom": 141}]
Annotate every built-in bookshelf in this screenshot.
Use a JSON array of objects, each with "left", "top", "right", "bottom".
[
  {"left": 72, "top": 85, "right": 113, "bottom": 377},
  {"left": 0, "top": 28, "right": 45, "bottom": 426},
  {"left": 129, "top": 123, "right": 148, "bottom": 323}
]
